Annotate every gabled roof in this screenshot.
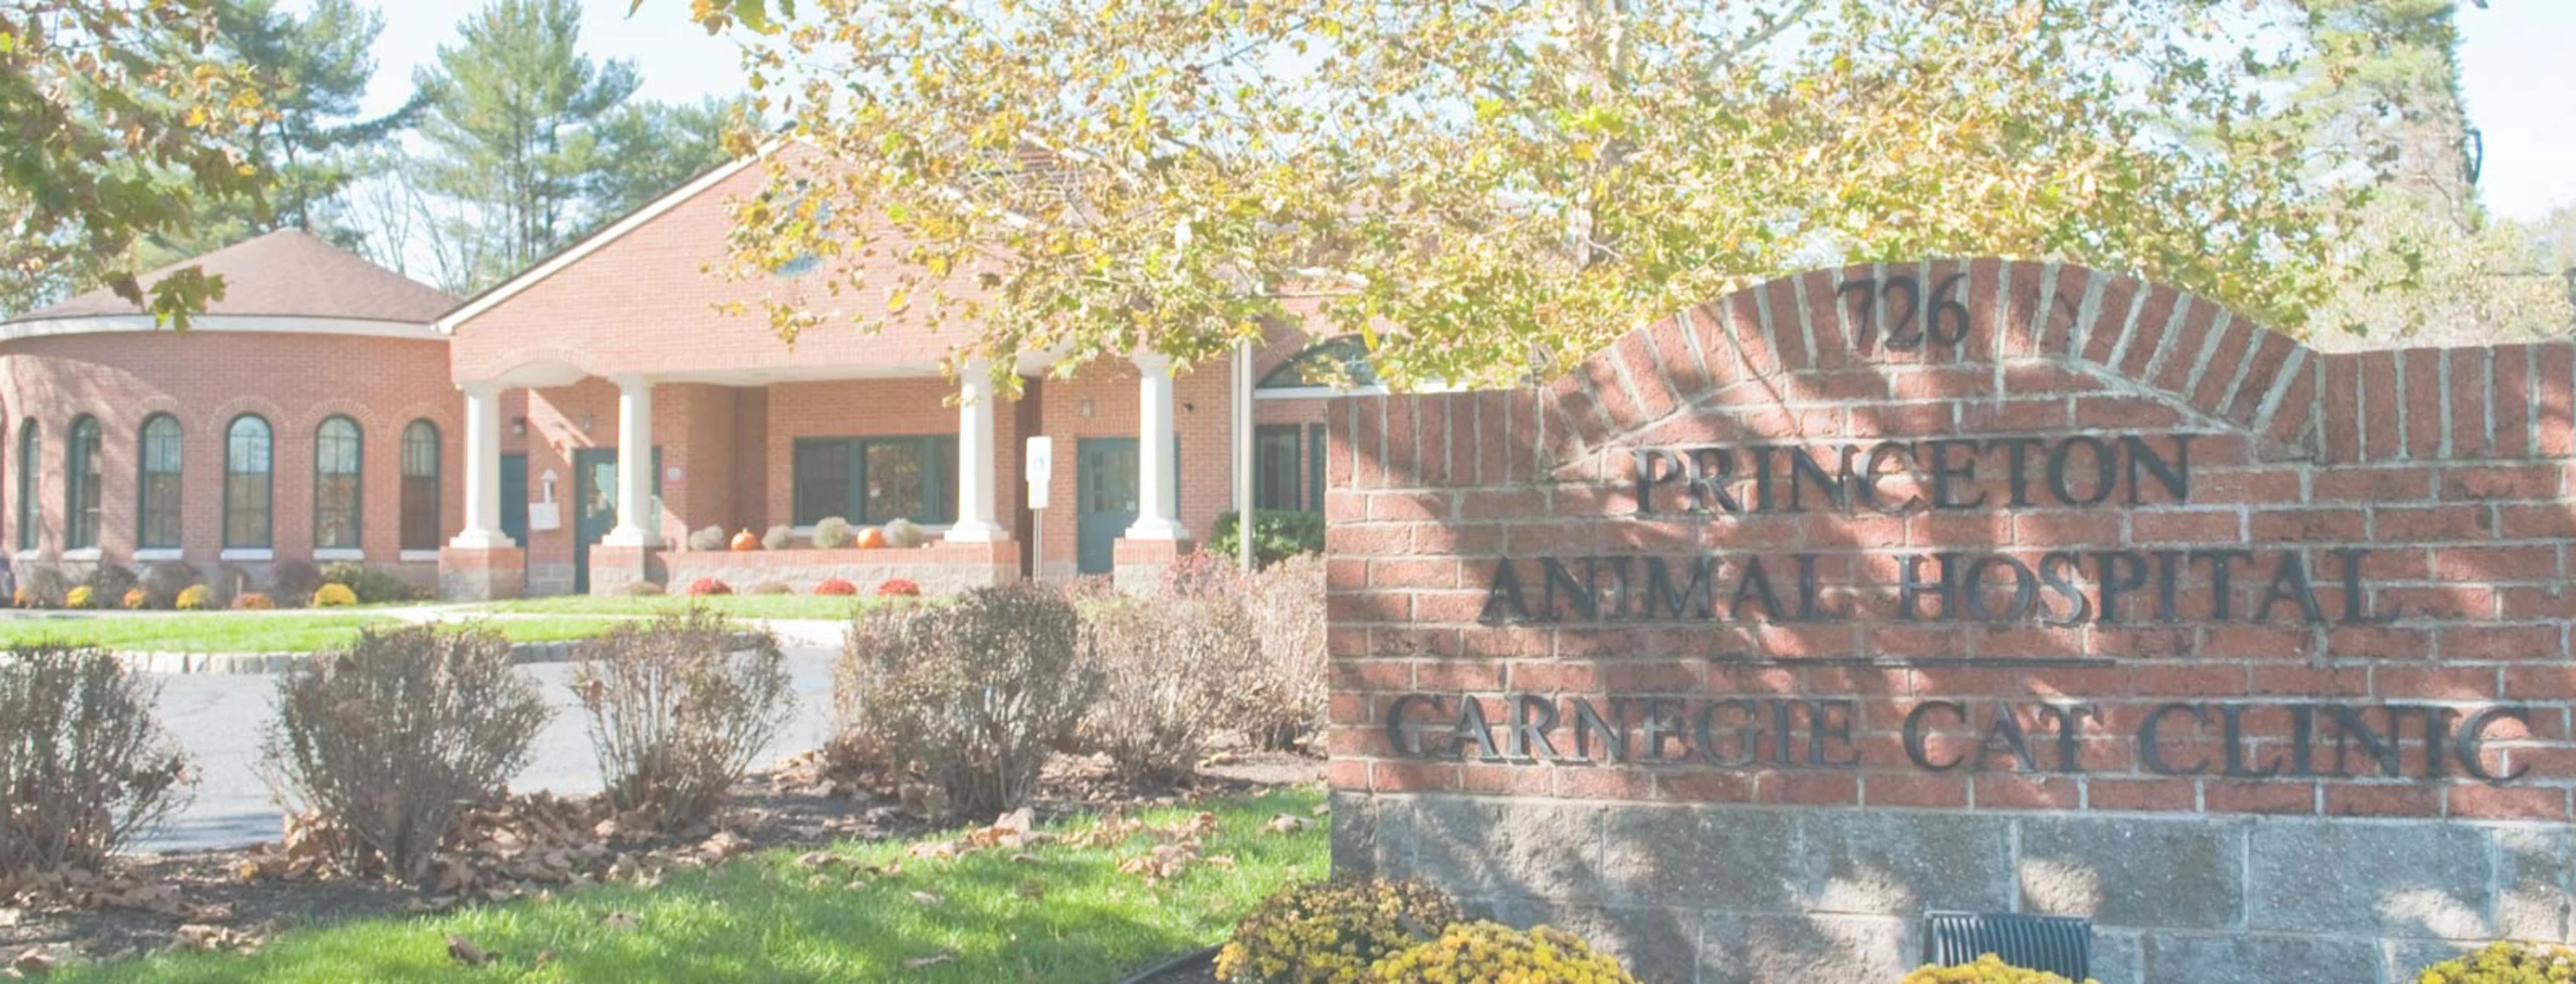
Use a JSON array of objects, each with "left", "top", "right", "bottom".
[
  {"left": 6, "top": 229, "right": 456, "bottom": 325},
  {"left": 438, "top": 151, "right": 768, "bottom": 333}
]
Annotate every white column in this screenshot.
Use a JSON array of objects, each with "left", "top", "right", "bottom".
[
  {"left": 946, "top": 359, "right": 1007, "bottom": 542},
  {"left": 1127, "top": 353, "right": 1187, "bottom": 540},
  {"left": 448, "top": 383, "right": 513, "bottom": 549},
  {"left": 600, "top": 374, "right": 662, "bottom": 548},
  {"left": 1232, "top": 338, "right": 1256, "bottom": 569}
]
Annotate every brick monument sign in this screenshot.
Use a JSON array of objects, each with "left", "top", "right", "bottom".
[{"left": 1323, "top": 259, "right": 2576, "bottom": 983}]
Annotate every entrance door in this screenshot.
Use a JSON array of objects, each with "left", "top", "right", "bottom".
[
  {"left": 1075, "top": 438, "right": 1139, "bottom": 574},
  {"left": 500, "top": 454, "right": 530, "bottom": 548},
  {"left": 572, "top": 448, "right": 660, "bottom": 594}
]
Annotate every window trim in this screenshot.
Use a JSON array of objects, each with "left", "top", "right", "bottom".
[
  {"left": 136, "top": 413, "right": 183, "bottom": 550},
  {"left": 399, "top": 419, "right": 441, "bottom": 553},
  {"left": 223, "top": 413, "right": 274, "bottom": 550},
  {"left": 64, "top": 415, "right": 100, "bottom": 550},
  {"left": 312, "top": 415, "right": 363, "bottom": 551},
  {"left": 16, "top": 421, "right": 37, "bottom": 552},
  {"left": 789, "top": 435, "right": 960, "bottom": 526}
]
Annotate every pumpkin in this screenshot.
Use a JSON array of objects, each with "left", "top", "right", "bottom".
[
  {"left": 729, "top": 529, "right": 762, "bottom": 551},
  {"left": 853, "top": 526, "right": 886, "bottom": 549}
]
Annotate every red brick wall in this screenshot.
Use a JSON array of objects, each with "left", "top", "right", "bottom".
[
  {"left": 1324, "top": 259, "right": 2576, "bottom": 822},
  {"left": 0, "top": 331, "right": 460, "bottom": 569}
]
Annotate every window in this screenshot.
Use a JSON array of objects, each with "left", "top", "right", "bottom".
[
  {"left": 1252, "top": 423, "right": 1329, "bottom": 512},
  {"left": 791, "top": 436, "right": 958, "bottom": 526},
  {"left": 313, "top": 417, "right": 363, "bottom": 551},
  {"left": 1259, "top": 337, "right": 1380, "bottom": 390},
  {"left": 225, "top": 415, "right": 272, "bottom": 549},
  {"left": 15, "top": 422, "right": 36, "bottom": 551},
  {"left": 138, "top": 415, "right": 183, "bottom": 549},
  {"left": 400, "top": 420, "right": 440, "bottom": 552},
  {"left": 65, "top": 417, "right": 100, "bottom": 550}
]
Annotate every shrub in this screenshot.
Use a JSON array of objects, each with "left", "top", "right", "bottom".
[
  {"left": 881, "top": 517, "right": 927, "bottom": 548},
  {"left": 121, "top": 587, "right": 147, "bottom": 610},
  {"left": 1207, "top": 509, "right": 1327, "bottom": 567},
  {"left": 1213, "top": 877, "right": 1462, "bottom": 984},
  {"left": 2413, "top": 941, "right": 2576, "bottom": 984},
  {"left": 63, "top": 586, "right": 96, "bottom": 610},
  {"left": 140, "top": 561, "right": 202, "bottom": 609},
  {"left": 811, "top": 516, "right": 854, "bottom": 549},
  {"left": 1368, "top": 922, "right": 1638, "bottom": 984},
  {"left": 749, "top": 581, "right": 793, "bottom": 595},
  {"left": 685, "top": 577, "right": 733, "bottom": 597},
  {"left": 685, "top": 525, "right": 729, "bottom": 551},
  {"left": 839, "top": 583, "right": 1099, "bottom": 818},
  {"left": 876, "top": 578, "right": 921, "bottom": 597},
  {"left": 269, "top": 559, "right": 325, "bottom": 607},
  {"left": 233, "top": 592, "right": 278, "bottom": 610},
  {"left": 0, "top": 644, "right": 193, "bottom": 874},
  {"left": 174, "top": 585, "right": 212, "bottom": 611},
  {"left": 814, "top": 578, "right": 858, "bottom": 596},
  {"left": 14, "top": 567, "right": 69, "bottom": 608},
  {"left": 618, "top": 581, "right": 668, "bottom": 596},
  {"left": 1083, "top": 594, "right": 1259, "bottom": 784},
  {"left": 762, "top": 524, "right": 794, "bottom": 550},
  {"left": 261, "top": 626, "right": 550, "bottom": 879},
  {"left": 312, "top": 583, "right": 359, "bottom": 607},
  {"left": 322, "top": 562, "right": 419, "bottom": 604},
  {"left": 83, "top": 564, "right": 139, "bottom": 606},
  {"left": 206, "top": 563, "right": 255, "bottom": 608},
  {"left": 1234, "top": 554, "right": 1329, "bottom": 750},
  {"left": 571, "top": 609, "right": 793, "bottom": 830}
]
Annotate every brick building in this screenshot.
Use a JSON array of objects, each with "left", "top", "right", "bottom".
[
  {"left": 0, "top": 230, "right": 460, "bottom": 594},
  {"left": 436, "top": 148, "right": 1343, "bottom": 598}
]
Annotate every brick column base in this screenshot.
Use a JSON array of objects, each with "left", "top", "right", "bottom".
[
  {"left": 586, "top": 545, "right": 666, "bottom": 596},
  {"left": 1111, "top": 537, "right": 1192, "bottom": 594},
  {"left": 438, "top": 547, "right": 526, "bottom": 601}
]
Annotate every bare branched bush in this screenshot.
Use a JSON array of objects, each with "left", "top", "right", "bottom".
[
  {"left": 0, "top": 645, "right": 192, "bottom": 875},
  {"left": 1082, "top": 594, "right": 1260, "bottom": 784},
  {"left": 1236, "top": 554, "right": 1330, "bottom": 751},
  {"left": 262, "top": 626, "right": 550, "bottom": 880},
  {"left": 138, "top": 561, "right": 203, "bottom": 609},
  {"left": 572, "top": 609, "right": 794, "bottom": 830},
  {"left": 840, "top": 583, "right": 1099, "bottom": 819}
]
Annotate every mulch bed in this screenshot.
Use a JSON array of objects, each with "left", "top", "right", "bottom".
[{"left": 0, "top": 749, "right": 1323, "bottom": 968}]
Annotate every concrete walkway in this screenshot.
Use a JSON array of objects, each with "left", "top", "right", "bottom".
[{"left": 137, "top": 647, "right": 841, "bottom": 854}]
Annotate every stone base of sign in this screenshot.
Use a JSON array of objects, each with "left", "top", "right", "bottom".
[
  {"left": 437, "top": 547, "right": 526, "bottom": 600},
  {"left": 658, "top": 543, "right": 1021, "bottom": 595},
  {"left": 1333, "top": 791, "right": 2565, "bottom": 984},
  {"left": 1111, "top": 537, "right": 1191, "bottom": 593}
]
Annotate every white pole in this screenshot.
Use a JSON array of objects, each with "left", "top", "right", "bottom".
[{"left": 1234, "top": 337, "right": 1256, "bottom": 571}]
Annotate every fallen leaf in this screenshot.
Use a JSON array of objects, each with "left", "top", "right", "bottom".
[
  {"left": 1264, "top": 813, "right": 1313, "bottom": 835},
  {"left": 908, "top": 889, "right": 941, "bottom": 905},
  {"left": 902, "top": 950, "right": 958, "bottom": 968},
  {"left": 601, "top": 911, "right": 638, "bottom": 932},
  {"left": 446, "top": 935, "right": 495, "bottom": 966}
]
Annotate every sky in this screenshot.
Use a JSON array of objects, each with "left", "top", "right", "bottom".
[{"left": 323, "top": 1, "right": 2570, "bottom": 222}]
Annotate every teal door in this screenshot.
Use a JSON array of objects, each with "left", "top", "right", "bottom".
[
  {"left": 500, "top": 454, "right": 529, "bottom": 548},
  {"left": 572, "top": 448, "right": 659, "bottom": 594},
  {"left": 1075, "top": 438, "right": 1140, "bottom": 574}
]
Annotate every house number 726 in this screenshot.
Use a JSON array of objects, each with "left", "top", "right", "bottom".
[{"left": 1837, "top": 273, "right": 1972, "bottom": 351}]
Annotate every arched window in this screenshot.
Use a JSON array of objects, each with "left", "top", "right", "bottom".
[
  {"left": 313, "top": 416, "right": 363, "bottom": 551},
  {"left": 65, "top": 416, "right": 100, "bottom": 550},
  {"left": 15, "top": 422, "right": 37, "bottom": 552},
  {"left": 224, "top": 415, "right": 272, "bottom": 549},
  {"left": 1258, "top": 337, "right": 1380, "bottom": 391},
  {"left": 400, "top": 420, "right": 440, "bottom": 552},
  {"left": 138, "top": 415, "right": 183, "bottom": 549}
]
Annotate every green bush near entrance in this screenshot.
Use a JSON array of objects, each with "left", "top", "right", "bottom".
[{"left": 1208, "top": 510, "right": 1325, "bottom": 567}]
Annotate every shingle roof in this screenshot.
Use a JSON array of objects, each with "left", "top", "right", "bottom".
[{"left": 5, "top": 229, "right": 457, "bottom": 324}]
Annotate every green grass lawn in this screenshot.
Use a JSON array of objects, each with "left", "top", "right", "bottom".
[
  {"left": 0, "top": 613, "right": 634, "bottom": 652},
  {"left": 471, "top": 594, "right": 877, "bottom": 620},
  {"left": 69, "top": 787, "right": 1327, "bottom": 984}
]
